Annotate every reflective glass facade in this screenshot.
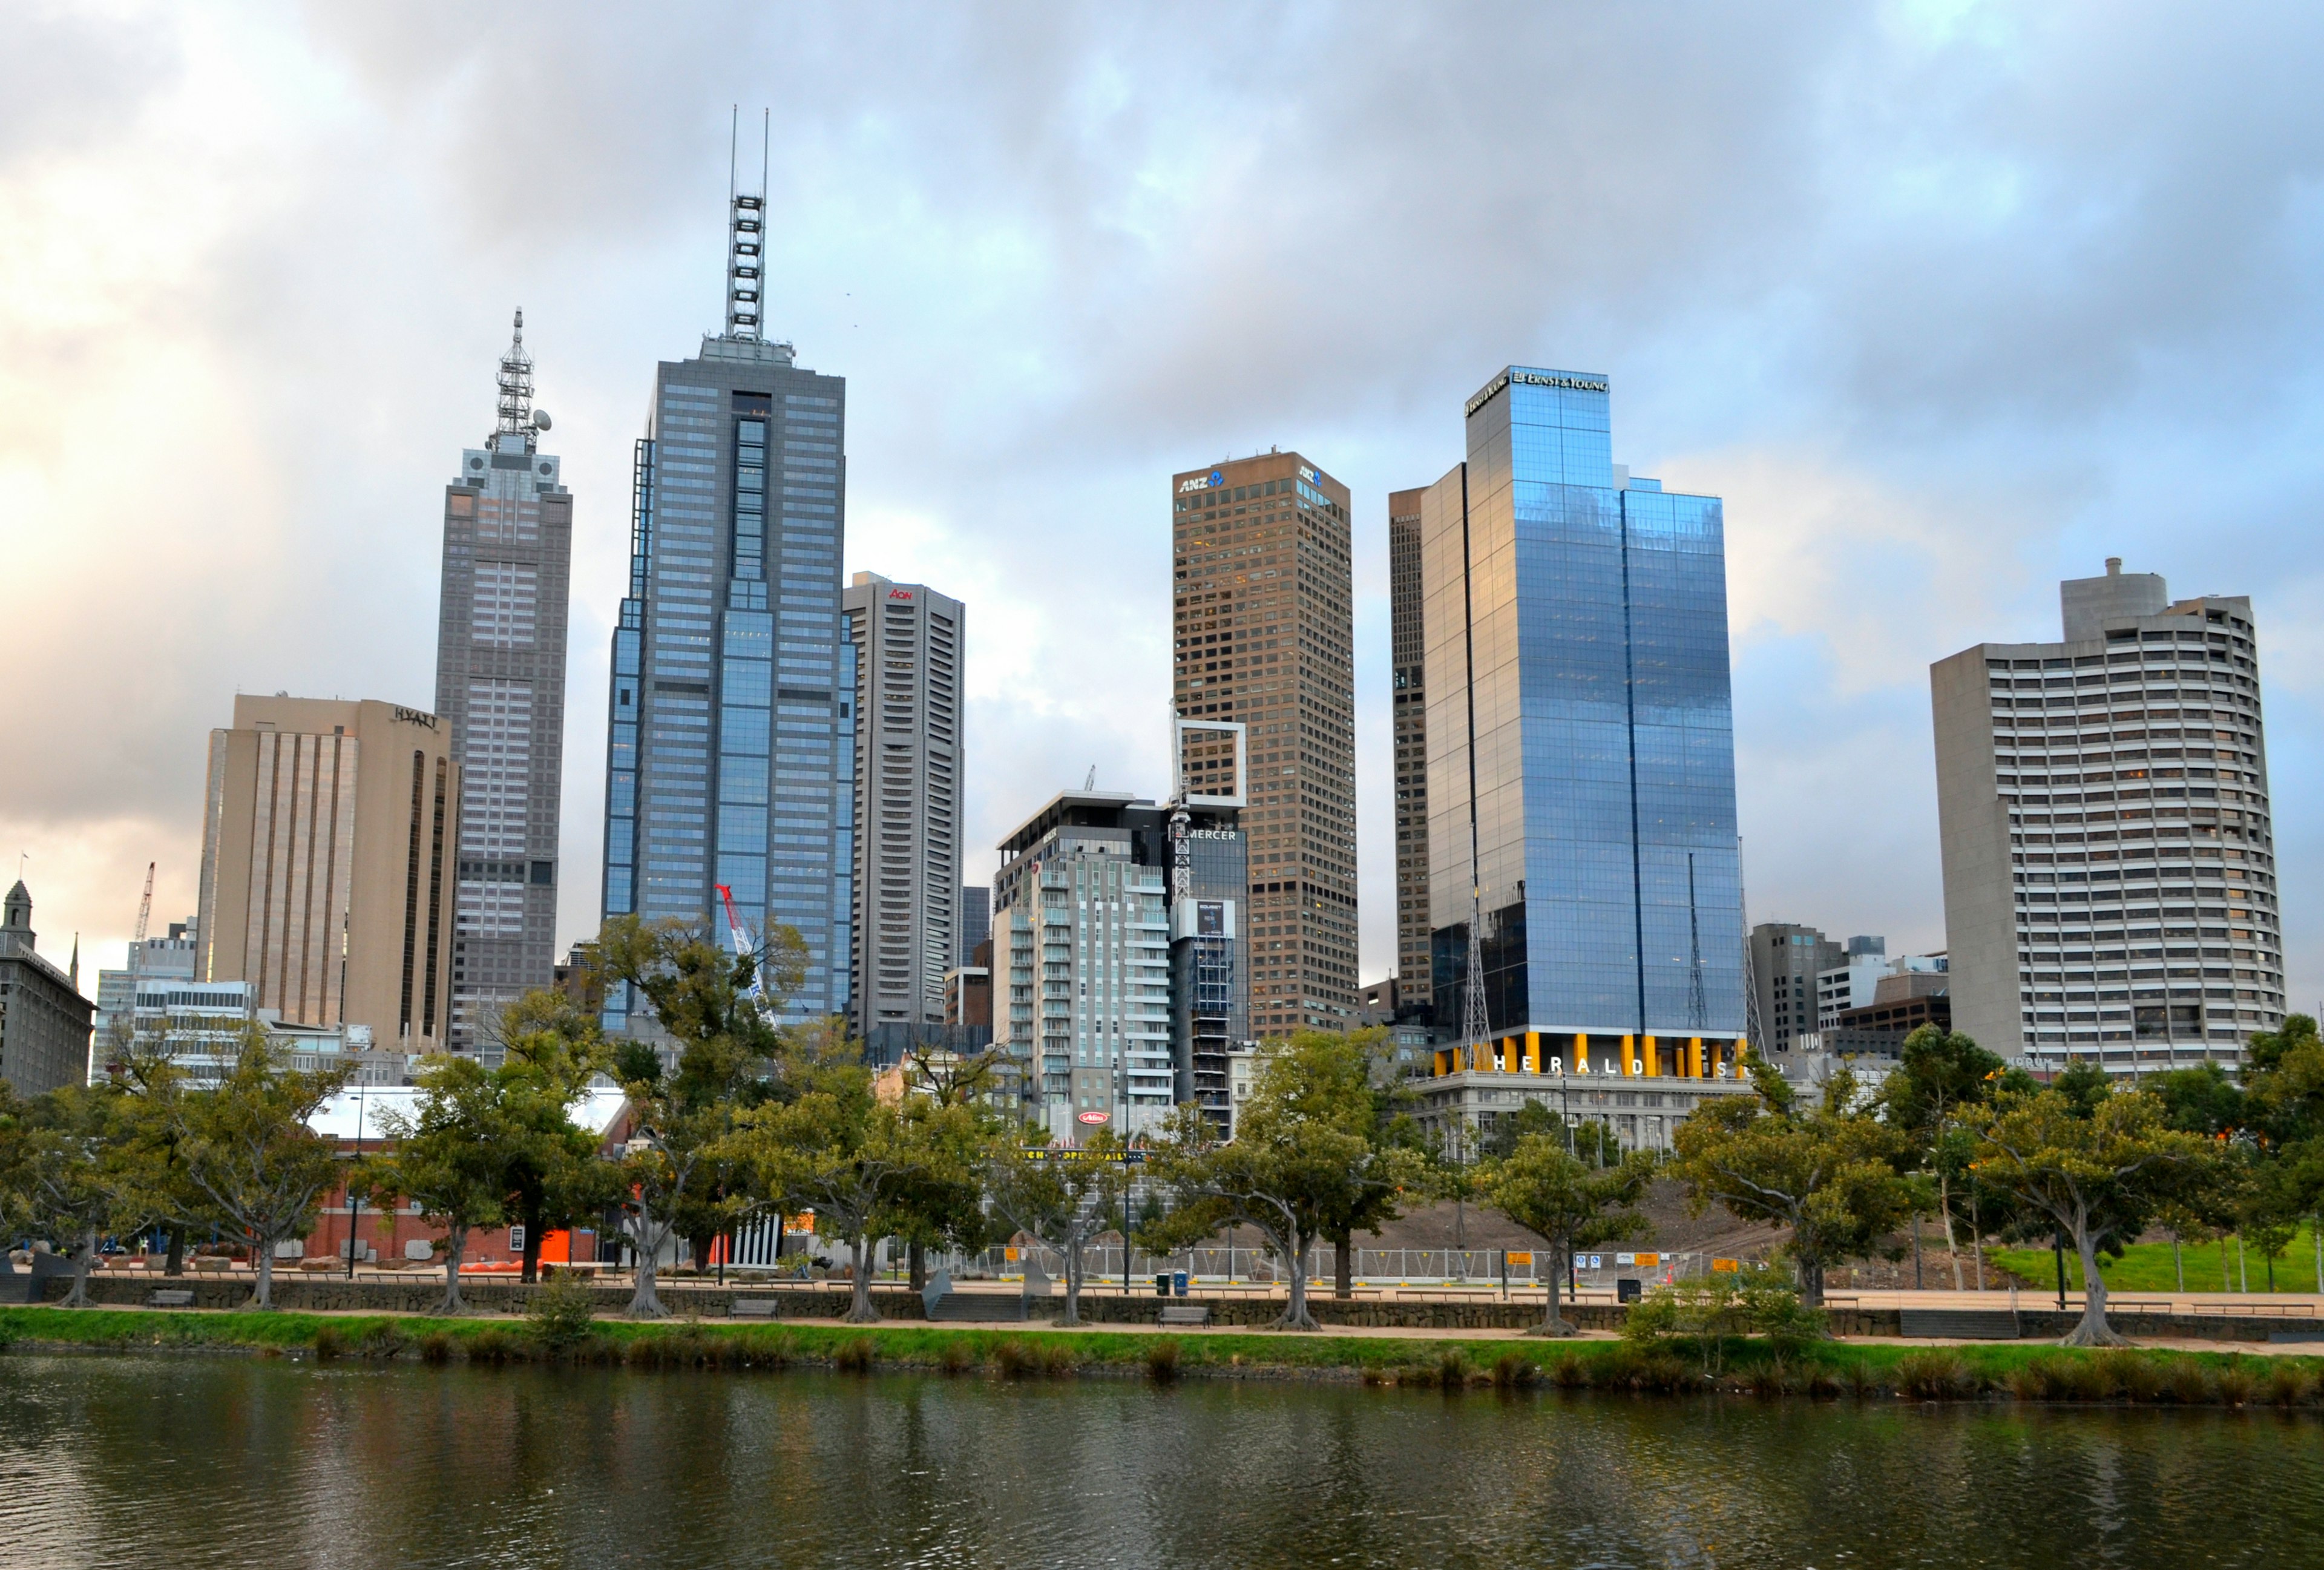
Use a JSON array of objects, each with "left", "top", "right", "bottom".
[
  {"left": 599, "top": 335, "right": 850, "bottom": 1031},
  {"left": 1423, "top": 368, "right": 1744, "bottom": 1044}
]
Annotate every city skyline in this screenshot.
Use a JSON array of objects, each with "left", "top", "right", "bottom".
[{"left": 9, "top": 8, "right": 2324, "bottom": 1028}]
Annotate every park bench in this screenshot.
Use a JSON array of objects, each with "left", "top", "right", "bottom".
[
  {"left": 149, "top": 1290, "right": 195, "bottom": 1308},
  {"left": 1158, "top": 1303, "right": 1213, "bottom": 1327},
  {"left": 729, "top": 1299, "right": 781, "bottom": 1318}
]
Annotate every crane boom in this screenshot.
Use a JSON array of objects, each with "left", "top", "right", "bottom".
[
  {"left": 714, "top": 883, "right": 764, "bottom": 1000},
  {"left": 133, "top": 861, "right": 154, "bottom": 944}
]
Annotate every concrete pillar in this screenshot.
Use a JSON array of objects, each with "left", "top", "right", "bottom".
[
  {"left": 1689, "top": 1037, "right": 1704, "bottom": 1079},
  {"left": 1621, "top": 1034, "right": 1637, "bottom": 1077},
  {"left": 1525, "top": 1031, "right": 1541, "bottom": 1074},
  {"left": 1643, "top": 1034, "right": 1659, "bottom": 1078}
]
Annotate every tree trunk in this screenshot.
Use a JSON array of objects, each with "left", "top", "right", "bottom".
[
  {"left": 2173, "top": 1233, "right": 2184, "bottom": 1293},
  {"left": 909, "top": 1239, "right": 925, "bottom": 1293},
  {"left": 1275, "top": 1227, "right": 1319, "bottom": 1332},
  {"left": 440, "top": 1224, "right": 468, "bottom": 1315},
  {"left": 846, "top": 1233, "right": 880, "bottom": 1323},
  {"left": 1938, "top": 1172, "right": 1964, "bottom": 1291},
  {"left": 2060, "top": 1215, "right": 2127, "bottom": 1347},
  {"left": 1911, "top": 1214, "right": 1923, "bottom": 1289},
  {"left": 1529, "top": 1230, "right": 1577, "bottom": 1336},
  {"left": 251, "top": 1241, "right": 276, "bottom": 1311},
  {"left": 1062, "top": 1235, "right": 1083, "bottom": 1327},
  {"left": 1333, "top": 1233, "right": 1353, "bottom": 1299},
  {"left": 1797, "top": 1252, "right": 1825, "bottom": 1310},
  {"left": 519, "top": 1192, "right": 545, "bottom": 1284},
  {"left": 165, "top": 1228, "right": 185, "bottom": 1278},
  {"left": 627, "top": 1208, "right": 667, "bottom": 1318}
]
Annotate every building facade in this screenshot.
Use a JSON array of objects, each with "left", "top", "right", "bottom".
[
  {"left": 435, "top": 312, "right": 573, "bottom": 1057},
  {"left": 842, "top": 572, "right": 963, "bottom": 1036},
  {"left": 1420, "top": 367, "right": 1747, "bottom": 1077},
  {"left": 1388, "top": 486, "right": 1433, "bottom": 1006},
  {"left": 600, "top": 183, "right": 852, "bottom": 1034},
  {"left": 1814, "top": 934, "right": 1888, "bottom": 1030},
  {"left": 991, "top": 788, "right": 1249, "bottom": 1138},
  {"left": 196, "top": 697, "right": 462, "bottom": 1050},
  {"left": 1750, "top": 923, "right": 1844, "bottom": 1054},
  {"left": 959, "top": 886, "right": 990, "bottom": 968},
  {"left": 1170, "top": 452, "right": 1356, "bottom": 1036},
  {"left": 1931, "top": 559, "right": 2283, "bottom": 1073},
  {"left": 92, "top": 917, "right": 198, "bottom": 1070},
  {"left": 0, "top": 882, "right": 94, "bottom": 1096}
]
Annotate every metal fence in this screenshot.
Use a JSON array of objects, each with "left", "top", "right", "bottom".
[{"left": 934, "top": 1244, "right": 1719, "bottom": 1290}]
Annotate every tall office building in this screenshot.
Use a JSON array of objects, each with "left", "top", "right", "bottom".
[
  {"left": 1422, "top": 367, "right": 1746, "bottom": 1073},
  {"left": 1748, "top": 922, "right": 1843, "bottom": 1052},
  {"left": 1170, "top": 452, "right": 1356, "bottom": 1035},
  {"left": 600, "top": 176, "right": 852, "bottom": 1033},
  {"left": 436, "top": 312, "right": 573, "bottom": 1055},
  {"left": 196, "top": 696, "right": 462, "bottom": 1048},
  {"left": 1388, "top": 486, "right": 1432, "bottom": 1006},
  {"left": 958, "top": 885, "right": 990, "bottom": 968},
  {"left": 842, "top": 572, "right": 963, "bottom": 1036},
  {"left": 991, "top": 781, "right": 1247, "bottom": 1137},
  {"left": 92, "top": 917, "right": 198, "bottom": 1065},
  {"left": 1931, "top": 559, "right": 2283, "bottom": 1074}
]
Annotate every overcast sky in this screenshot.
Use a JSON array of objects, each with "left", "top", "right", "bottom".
[{"left": 7, "top": 2, "right": 2323, "bottom": 1017}]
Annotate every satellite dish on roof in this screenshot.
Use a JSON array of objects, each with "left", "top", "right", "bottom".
[{"left": 532, "top": 409, "right": 553, "bottom": 432}]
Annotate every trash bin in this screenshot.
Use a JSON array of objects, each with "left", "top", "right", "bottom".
[
  {"left": 1155, "top": 1273, "right": 1173, "bottom": 1297},
  {"left": 1172, "top": 1271, "right": 1189, "bottom": 1297},
  {"left": 1617, "top": 1277, "right": 1643, "bottom": 1303}
]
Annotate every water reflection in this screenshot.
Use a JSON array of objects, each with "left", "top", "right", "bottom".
[{"left": 0, "top": 1355, "right": 2317, "bottom": 1568}]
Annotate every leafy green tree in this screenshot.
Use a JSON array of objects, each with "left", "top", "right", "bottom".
[
  {"left": 1141, "top": 1031, "right": 1426, "bottom": 1330},
  {"left": 363, "top": 1055, "right": 516, "bottom": 1313},
  {"left": 2145, "top": 1061, "right": 2246, "bottom": 1137},
  {"left": 1879, "top": 1025, "right": 2006, "bottom": 1288},
  {"left": 1971, "top": 1083, "right": 2221, "bottom": 1344},
  {"left": 1621, "top": 1263, "right": 1822, "bottom": 1376},
  {"left": 1482, "top": 1135, "right": 1655, "bottom": 1335},
  {"left": 171, "top": 1031, "right": 355, "bottom": 1310},
  {"left": 732, "top": 1061, "right": 989, "bottom": 1322},
  {"left": 1669, "top": 1054, "right": 1916, "bottom": 1307},
  {"left": 490, "top": 990, "right": 617, "bottom": 1284},
  {"left": 0, "top": 1083, "right": 139, "bottom": 1306},
  {"left": 986, "top": 1128, "right": 1133, "bottom": 1325}
]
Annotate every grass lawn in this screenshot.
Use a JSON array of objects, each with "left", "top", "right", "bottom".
[{"left": 1990, "top": 1222, "right": 2323, "bottom": 1294}]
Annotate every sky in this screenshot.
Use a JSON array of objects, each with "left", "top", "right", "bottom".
[{"left": 6, "top": 1, "right": 2324, "bottom": 1017}]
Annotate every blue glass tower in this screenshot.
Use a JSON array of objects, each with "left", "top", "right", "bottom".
[
  {"left": 600, "top": 185, "right": 853, "bottom": 1032},
  {"left": 1422, "top": 367, "right": 1745, "bottom": 1066}
]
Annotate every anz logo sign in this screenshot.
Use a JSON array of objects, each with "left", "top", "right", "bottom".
[{"left": 1178, "top": 469, "right": 1227, "bottom": 495}]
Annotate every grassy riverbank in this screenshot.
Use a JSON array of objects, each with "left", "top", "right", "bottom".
[{"left": 4, "top": 1306, "right": 2323, "bottom": 1405}]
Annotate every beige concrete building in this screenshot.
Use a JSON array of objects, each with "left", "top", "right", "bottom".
[
  {"left": 1931, "top": 560, "right": 2283, "bottom": 1074},
  {"left": 1170, "top": 452, "right": 1357, "bottom": 1035},
  {"left": 196, "top": 697, "right": 462, "bottom": 1050},
  {"left": 1387, "top": 486, "right": 1432, "bottom": 1008}
]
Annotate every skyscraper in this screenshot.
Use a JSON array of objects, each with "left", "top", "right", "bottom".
[
  {"left": 436, "top": 312, "right": 572, "bottom": 1056},
  {"left": 842, "top": 571, "right": 963, "bottom": 1037},
  {"left": 600, "top": 174, "right": 852, "bottom": 1033},
  {"left": 1931, "top": 559, "right": 2283, "bottom": 1074},
  {"left": 1422, "top": 367, "right": 1746, "bottom": 1072},
  {"left": 1388, "top": 486, "right": 1431, "bottom": 1007},
  {"left": 1170, "top": 453, "right": 1356, "bottom": 1036},
  {"left": 196, "top": 697, "right": 462, "bottom": 1049},
  {"left": 1748, "top": 922, "right": 1843, "bottom": 1052}
]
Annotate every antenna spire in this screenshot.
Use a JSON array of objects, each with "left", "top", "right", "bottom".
[
  {"left": 725, "top": 107, "right": 767, "bottom": 341},
  {"left": 494, "top": 308, "right": 534, "bottom": 441}
]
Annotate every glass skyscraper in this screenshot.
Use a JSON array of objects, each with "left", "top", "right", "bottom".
[
  {"left": 1421, "top": 367, "right": 1745, "bottom": 1065},
  {"left": 599, "top": 188, "right": 852, "bottom": 1032}
]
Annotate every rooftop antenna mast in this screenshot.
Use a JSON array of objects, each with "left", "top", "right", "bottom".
[
  {"left": 1686, "top": 852, "right": 1707, "bottom": 1031},
  {"left": 495, "top": 309, "right": 534, "bottom": 442},
  {"left": 724, "top": 106, "right": 768, "bottom": 341}
]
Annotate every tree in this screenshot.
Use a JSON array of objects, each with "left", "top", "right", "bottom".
[
  {"left": 1483, "top": 1135, "right": 1655, "bottom": 1335},
  {"left": 1971, "top": 1083, "right": 2220, "bottom": 1344},
  {"left": 599, "top": 913, "right": 799, "bottom": 1316},
  {"left": 171, "top": 1031, "right": 354, "bottom": 1310},
  {"left": 0, "top": 1083, "right": 138, "bottom": 1307},
  {"left": 734, "top": 1060, "right": 988, "bottom": 1323},
  {"left": 490, "top": 990, "right": 617, "bottom": 1284},
  {"left": 363, "top": 1055, "right": 516, "bottom": 1313},
  {"left": 986, "top": 1129, "right": 1133, "bottom": 1325},
  {"left": 1141, "top": 1032, "right": 1426, "bottom": 1330},
  {"left": 1879, "top": 1025, "right": 2006, "bottom": 1289},
  {"left": 1668, "top": 1054, "right": 1916, "bottom": 1308},
  {"left": 1316, "top": 1029, "right": 1428, "bottom": 1298}
]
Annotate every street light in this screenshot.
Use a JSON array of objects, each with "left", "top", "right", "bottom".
[{"left": 346, "top": 1080, "right": 367, "bottom": 1279}]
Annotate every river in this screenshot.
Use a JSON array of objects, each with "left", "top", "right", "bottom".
[{"left": 0, "top": 1353, "right": 2316, "bottom": 1566}]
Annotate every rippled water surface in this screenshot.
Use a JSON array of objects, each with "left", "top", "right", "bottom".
[{"left": 1, "top": 1352, "right": 2319, "bottom": 1567}]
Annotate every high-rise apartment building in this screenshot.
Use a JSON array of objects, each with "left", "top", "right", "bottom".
[
  {"left": 1420, "top": 367, "right": 1746, "bottom": 1077},
  {"left": 436, "top": 312, "right": 572, "bottom": 1056},
  {"left": 1170, "top": 452, "right": 1355, "bottom": 1035},
  {"left": 959, "top": 886, "right": 989, "bottom": 968},
  {"left": 1931, "top": 559, "right": 2283, "bottom": 1074},
  {"left": 992, "top": 784, "right": 1248, "bottom": 1137},
  {"left": 196, "top": 696, "right": 462, "bottom": 1049},
  {"left": 842, "top": 572, "right": 963, "bottom": 1036},
  {"left": 600, "top": 180, "right": 852, "bottom": 1033},
  {"left": 1748, "top": 923, "right": 1843, "bottom": 1052},
  {"left": 1388, "top": 486, "right": 1431, "bottom": 1007}
]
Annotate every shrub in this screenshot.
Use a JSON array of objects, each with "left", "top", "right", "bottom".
[
  {"left": 1434, "top": 1348, "right": 1473, "bottom": 1390},
  {"left": 1895, "top": 1350, "right": 1971, "bottom": 1401},
  {"left": 2094, "top": 1350, "right": 2159, "bottom": 1402},
  {"left": 1038, "top": 1341, "right": 1076, "bottom": 1379},
  {"left": 1549, "top": 1353, "right": 1588, "bottom": 1389},
  {"left": 2159, "top": 1358, "right": 2213, "bottom": 1405},
  {"left": 419, "top": 1332, "right": 454, "bottom": 1364},
  {"left": 1491, "top": 1352, "right": 1536, "bottom": 1389},
  {"left": 1397, "top": 1363, "right": 1439, "bottom": 1389},
  {"left": 468, "top": 1328, "right": 515, "bottom": 1364},
  {"left": 1145, "top": 1339, "right": 1181, "bottom": 1384},
  {"left": 939, "top": 1339, "right": 973, "bottom": 1377},
  {"left": 833, "top": 1338, "right": 874, "bottom": 1375},
  {"left": 2007, "top": 1358, "right": 2063, "bottom": 1401},
  {"left": 1842, "top": 1361, "right": 1879, "bottom": 1399},
  {"left": 2213, "top": 1359, "right": 2258, "bottom": 1406},
  {"left": 624, "top": 1336, "right": 658, "bottom": 1369},
  {"left": 1802, "top": 1365, "right": 1842, "bottom": 1399},
  {"left": 993, "top": 1339, "right": 1031, "bottom": 1379},
  {"left": 359, "top": 1322, "right": 410, "bottom": 1361},
  {"left": 527, "top": 1272, "right": 598, "bottom": 1354},
  {"left": 312, "top": 1325, "right": 345, "bottom": 1362},
  {"left": 2265, "top": 1363, "right": 2311, "bottom": 1407}
]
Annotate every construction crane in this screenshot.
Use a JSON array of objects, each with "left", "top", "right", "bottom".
[
  {"left": 120, "top": 861, "right": 154, "bottom": 1057},
  {"left": 714, "top": 883, "right": 765, "bottom": 1000}
]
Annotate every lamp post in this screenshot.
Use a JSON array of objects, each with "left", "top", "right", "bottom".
[{"left": 346, "top": 1080, "right": 368, "bottom": 1279}]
